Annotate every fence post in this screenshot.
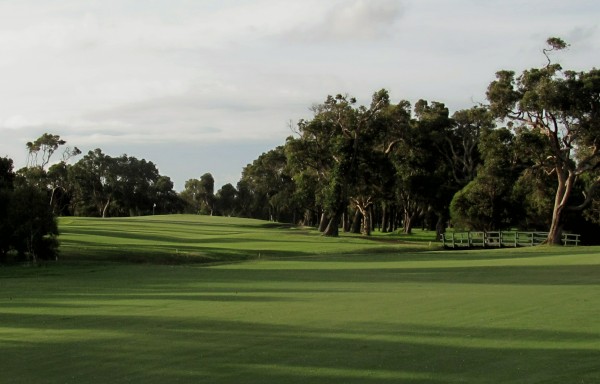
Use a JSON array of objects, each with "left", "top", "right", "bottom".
[{"left": 531, "top": 233, "right": 534, "bottom": 247}]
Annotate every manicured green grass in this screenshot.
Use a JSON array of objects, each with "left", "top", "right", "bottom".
[
  {"left": 57, "top": 215, "right": 433, "bottom": 263},
  {"left": 1, "top": 215, "right": 599, "bottom": 383}
]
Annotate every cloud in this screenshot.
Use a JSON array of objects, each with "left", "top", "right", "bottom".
[{"left": 284, "top": 0, "right": 405, "bottom": 42}]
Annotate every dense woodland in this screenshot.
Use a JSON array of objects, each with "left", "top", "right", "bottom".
[{"left": 2, "top": 37, "right": 600, "bottom": 262}]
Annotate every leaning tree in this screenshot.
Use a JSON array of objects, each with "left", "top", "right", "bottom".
[{"left": 486, "top": 37, "right": 600, "bottom": 244}]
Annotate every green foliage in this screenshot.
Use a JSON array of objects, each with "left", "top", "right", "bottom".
[
  {"left": 512, "top": 170, "right": 555, "bottom": 229},
  {"left": 70, "top": 149, "right": 181, "bottom": 217},
  {"left": 450, "top": 128, "right": 524, "bottom": 230},
  {"left": 24, "top": 133, "right": 80, "bottom": 172},
  {"left": 9, "top": 185, "right": 59, "bottom": 261},
  {"left": 486, "top": 38, "right": 600, "bottom": 243},
  {"left": 180, "top": 173, "right": 216, "bottom": 215},
  {"left": 450, "top": 173, "right": 511, "bottom": 231},
  {"left": 0, "top": 186, "right": 58, "bottom": 262},
  {"left": 1, "top": 156, "right": 59, "bottom": 262},
  {"left": 238, "top": 146, "right": 298, "bottom": 222},
  {"left": 215, "top": 183, "right": 237, "bottom": 216}
]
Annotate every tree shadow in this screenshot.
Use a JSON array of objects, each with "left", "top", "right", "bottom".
[{"left": 0, "top": 311, "right": 598, "bottom": 383}]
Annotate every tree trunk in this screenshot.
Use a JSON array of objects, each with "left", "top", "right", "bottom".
[
  {"left": 102, "top": 197, "right": 111, "bottom": 218},
  {"left": 435, "top": 214, "right": 446, "bottom": 241},
  {"left": 380, "top": 205, "right": 388, "bottom": 233},
  {"left": 318, "top": 212, "right": 328, "bottom": 232},
  {"left": 547, "top": 170, "right": 575, "bottom": 245},
  {"left": 362, "top": 209, "right": 371, "bottom": 236},
  {"left": 323, "top": 214, "right": 340, "bottom": 237},
  {"left": 343, "top": 212, "right": 351, "bottom": 232},
  {"left": 350, "top": 210, "right": 362, "bottom": 234},
  {"left": 302, "top": 209, "right": 312, "bottom": 227},
  {"left": 403, "top": 211, "right": 418, "bottom": 234},
  {"left": 387, "top": 207, "right": 396, "bottom": 232}
]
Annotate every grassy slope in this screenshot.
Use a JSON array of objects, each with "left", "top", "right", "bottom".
[
  {"left": 1, "top": 215, "right": 599, "bottom": 383},
  {"left": 57, "top": 215, "right": 431, "bottom": 263}
]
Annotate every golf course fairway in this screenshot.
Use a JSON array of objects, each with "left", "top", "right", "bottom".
[{"left": 1, "top": 215, "right": 599, "bottom": 383}]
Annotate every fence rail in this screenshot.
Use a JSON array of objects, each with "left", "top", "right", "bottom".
[{"left": 442, "top": 231, "right": 580, "bottom": 248}]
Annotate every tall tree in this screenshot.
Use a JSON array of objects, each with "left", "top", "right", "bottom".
[
  {"left": 450, "top": 128, "right": 522, "bottom": 230},
  {"left": 180, "top": 173, "right": 215, "bottom": 215},
  {"left": 70, "top": 149, "right": 174, "bottom": 217},
  {"left": 198, "top": 173, "right": 215, "bottom": 215},
  {"left": 215, "top": 183, "right": 237, "bottom": 217},
  {"left": 0, "top": 157, "right": 15, "bottom": 260},
  {"left": 239, "top": 146, "right": 297, "bottom": 222},
  {"left": 0, "top": 157, "right": 58, "bottom": 262},
  {"left": 438, "top": 106, "right": 493, "bottom": 186},
  {"left": 289, "top": 91, "right": 392, "bottom": 236},
  {"left": 70, "top": 149, "right": 116, "bottom": 217},
  {"left": 390, "top": 100, "right": 454, "bottom": 234},
  {"left": 26, "top": 133, "right": 80, "bottom": 170},
  {"left": 8, "top": 184, "right": 59, "bottom": 262},
  {"left": 487, "top": 37, "right": 600, "bottom": 244}
]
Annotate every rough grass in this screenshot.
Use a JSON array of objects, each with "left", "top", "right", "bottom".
[{"left": 1, "top": 215, "right": 599, "bottom": 383}]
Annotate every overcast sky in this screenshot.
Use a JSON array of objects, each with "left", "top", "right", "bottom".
[{"left": 0, "top": 0, "right": 598, "bottom": 190}]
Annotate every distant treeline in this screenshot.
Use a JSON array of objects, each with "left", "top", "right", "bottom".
[{"left": 2, "top": 37, "right": 600, "bottom": 262}]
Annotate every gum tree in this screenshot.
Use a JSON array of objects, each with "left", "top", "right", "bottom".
[{"left": 486, "top": 37, "right": 600, "bottom": 244}]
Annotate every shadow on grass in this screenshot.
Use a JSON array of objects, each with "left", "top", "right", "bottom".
[
  {"left": 2, "top": 256, "right": 600, "bottom": 383},
  {"left": 0, "top": 311, "right": 598, "bottom": 384},
  {"left": 205, "top": 264, "right": 600, "bottom": 286}
]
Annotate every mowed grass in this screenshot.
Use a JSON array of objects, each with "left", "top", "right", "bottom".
[
  {"left": 57, "top": 215, "right": 429, "bottom": 263},
  {"left": 1, "top": 215, "right": 599, "bottom": 383}
]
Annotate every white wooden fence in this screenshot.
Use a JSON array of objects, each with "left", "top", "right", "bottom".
[{"left": 442, "top": 231, "right": 580, "bottom": 248}]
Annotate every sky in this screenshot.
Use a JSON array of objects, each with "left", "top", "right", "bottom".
[{"left": 0, "top": 0, "right": 598, "bottom": 191}]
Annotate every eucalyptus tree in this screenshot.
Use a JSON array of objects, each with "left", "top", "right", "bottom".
[
  {"left": 285, "top": 94, "right": 354, "bottom": 233},
  {"left": 19, "top": 133, "right": 80, "bottom": 194},
  {"left": 486, "top": 37, "right": 600, "bottom": 244},
  {"left": 0, "top": 157, "right": 57, "bottom": 262},
  {"left": 234, "top": 179, "right": 254, "bottom": 218},
  {"left": 26, "top": 133, "right": 80, "bottom": 170},
  {"left": 215, "top": 183, "right": 237, "bottom": 217},
  {"left": 198, "top": 173, "right": 215, "bottom": 215},
  {"left": 181, "top": 178, "right": 203, "bottom": 214},
  {"left": 239, "top": 146, "right": 297, "bottom": 222},
  {"left": 450, "top": 128, "right": 521, "bottom": 230},
  {"left": 70, "top": 149, "right": 118, "bottom": 217},
  {"left": 110, "top": 154, "right": 161, "bottom": 216},
  {"left": 47, "top": 161, "right": 72, "bottom": 215},
  {"left": 0, "top": 157, "right": 15, "bottom": 259},
  {"left": 70, "top": 149, "right": 173, "bottom": 217},
  {"left": 389, "top": 100, "right": 454, "bottom": 234},
  {"left": 180, "top": 173, "right": 216, "bottom": 215},
  {"left": 152, "top": 175, "right": 183, "bottom": 215},
  {"left": 287, "top": 90, "right": 395, "bottom": 236},
  {"left": 440, "top": 106, "right": 494, "bottom": 185},
  {"left": 8, "top": 184, "right": 59, "bottom": 262},
  {"left": 347, "top": 92, "right": 411, "bottom": 235}
]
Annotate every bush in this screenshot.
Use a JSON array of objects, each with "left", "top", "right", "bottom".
[{"left": 6, "top": 185, "right": 59, "bottom": 263}]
